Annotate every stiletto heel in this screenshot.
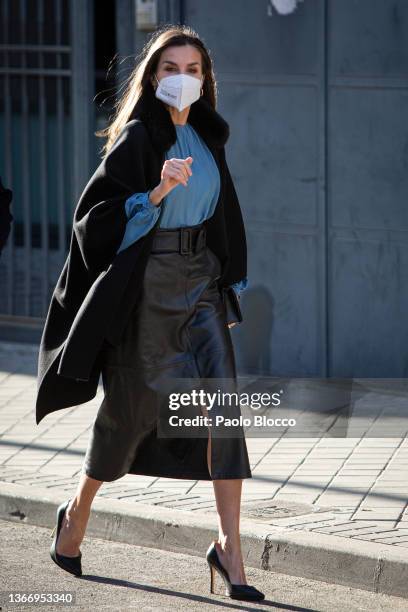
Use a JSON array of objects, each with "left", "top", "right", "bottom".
[
  {"left": 206, "top": 541, "right": 264, "bottom": 602},
  {"left": 209, "top": 564, "right": 215, "bottom": 593},
  {"left": 50, "top": 498, "right": 83, "bottom": 577}
]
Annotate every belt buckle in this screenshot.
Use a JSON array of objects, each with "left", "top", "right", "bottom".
[{"left": 180, "top": 228, "right": 192, "bottom": 255}]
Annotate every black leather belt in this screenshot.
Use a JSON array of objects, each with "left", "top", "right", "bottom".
[{"left": 151, "top": 223, "right": 207, "bottom": 255}]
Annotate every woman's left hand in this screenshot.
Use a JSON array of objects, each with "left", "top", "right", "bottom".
[{"left": 228, "top": 322, "right": 238, "bottom": 328}]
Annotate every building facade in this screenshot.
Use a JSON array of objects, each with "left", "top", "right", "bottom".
[{"left": 1, "top": 0, "right": 407, "bottom": 377}]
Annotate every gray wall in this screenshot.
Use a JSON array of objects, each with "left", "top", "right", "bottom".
[{"left": 165, "top": 0, "right": 408, "bottom": 378}]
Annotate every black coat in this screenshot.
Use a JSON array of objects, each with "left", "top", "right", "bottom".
[
  {"left": 35, "top": 88, "right": 247, "bottom": 425},
  {"left": 0, "top": 177, "right": 13, "bottom": 255}
]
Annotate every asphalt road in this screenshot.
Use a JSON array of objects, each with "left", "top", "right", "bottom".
[{"left": 0, "top": 519, "right": 407, "bottom": 612}]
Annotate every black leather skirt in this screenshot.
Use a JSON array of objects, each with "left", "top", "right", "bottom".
[{"left": 82, "top": 222, "right": 252, "bottom": 482}]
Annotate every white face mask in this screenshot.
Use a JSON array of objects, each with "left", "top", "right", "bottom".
[{"left": 154, "top": 73, "right": 203, "bottom": 112}]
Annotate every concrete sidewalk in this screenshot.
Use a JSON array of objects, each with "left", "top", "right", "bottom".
[{"left": 0, "top": 341, "right": 407, "bottom": 598}]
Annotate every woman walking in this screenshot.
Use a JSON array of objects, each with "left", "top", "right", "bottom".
[{"left": 41, "top": 24, "right": 264, "bottom": 602}]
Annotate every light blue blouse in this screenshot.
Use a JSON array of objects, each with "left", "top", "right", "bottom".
[{"left": 117, "top": 123, "right": 248, "bottom": 297}]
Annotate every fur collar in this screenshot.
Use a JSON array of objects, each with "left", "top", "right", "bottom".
[{"left": 130, "top": 82, "right": 230, "bottom": 154}]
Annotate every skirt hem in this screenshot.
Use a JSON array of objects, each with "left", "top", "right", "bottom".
[{"left": 83, "top": 468, "right": 252, "bottom": 482}]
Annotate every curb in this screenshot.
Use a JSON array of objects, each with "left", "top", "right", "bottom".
[{"left": 0, "top": 482, "right": 407, "bottom": 599}]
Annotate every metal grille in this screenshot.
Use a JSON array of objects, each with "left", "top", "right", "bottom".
[{"left": 0, "top": 0, "right": 72, "bottom": 319}]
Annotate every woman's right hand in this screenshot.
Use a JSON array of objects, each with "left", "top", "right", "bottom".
[
  {"left": 148, "top": 156, "right": 193, "bottom": 206},
  {"left": 161, "top": 156, "right": 193, "bottom": 192}
]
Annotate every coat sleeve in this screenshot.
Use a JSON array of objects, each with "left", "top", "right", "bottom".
[{"left": 73, "top": 120, "right": 150, "bottom": 277}]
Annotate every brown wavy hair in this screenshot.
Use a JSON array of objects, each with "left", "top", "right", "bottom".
[{"left": 96, "top": 24, "right": 218, "bottom": 158}]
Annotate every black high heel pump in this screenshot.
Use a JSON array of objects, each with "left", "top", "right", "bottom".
[
  {"left": 50, "top": 498, "right": 82, "bottom": 576},
  {"left": 206, "top": 541, "right": 265, "bottom": 601}
]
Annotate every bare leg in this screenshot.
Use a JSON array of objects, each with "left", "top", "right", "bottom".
[
  {"left": 203, "top": 405, "right": 247, "bottom": 585},
  {"left": 56, "top": 473, "right": 103, "bottom": 557}
]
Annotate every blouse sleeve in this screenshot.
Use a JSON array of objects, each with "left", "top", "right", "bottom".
[
  {"left": 230, "top": 277, "right": 248, "bottom": 299},
  {"left": 116, "top": 191, "right": 162, "bottom": 254}
]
